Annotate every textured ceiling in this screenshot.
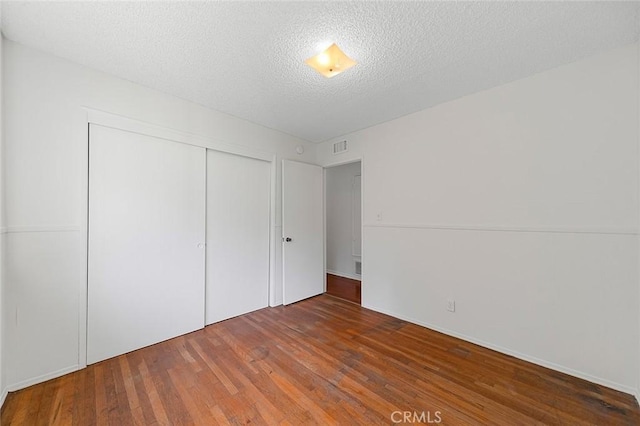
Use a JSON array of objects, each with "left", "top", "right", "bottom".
[{"left": 2, "top": 1, "right": 639, "bottom": 143}]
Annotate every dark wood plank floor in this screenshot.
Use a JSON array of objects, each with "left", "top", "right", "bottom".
[
  {"left": 326, "top": 273, "right": 361, "bottom": 304},
  {"left": 2, "top": 295, "right": 639, "bottom": 425}
]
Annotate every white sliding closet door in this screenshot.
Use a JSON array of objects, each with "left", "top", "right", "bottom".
[
  {"left": 88, "top": 124, "right": 206, "bottom": 364},
  {"left": 206, "top": 150, "right": 270, "bottom": 324}
]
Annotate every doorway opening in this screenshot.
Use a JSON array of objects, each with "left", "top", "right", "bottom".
[{"left": 324, "top": 161, "right": 362, "bottom": 304}]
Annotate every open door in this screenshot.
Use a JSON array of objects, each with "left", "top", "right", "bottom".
[{"left": 282, "top": 160, "right": 324, "bottom": 305}]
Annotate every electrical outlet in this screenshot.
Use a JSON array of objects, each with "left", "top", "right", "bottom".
[{"left": 447, "top": 299, "right": 455, "bottom": 312}]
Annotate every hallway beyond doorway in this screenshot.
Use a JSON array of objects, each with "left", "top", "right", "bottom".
[{"left": 326, "top": 273, "right": 361, "bottom": 304}]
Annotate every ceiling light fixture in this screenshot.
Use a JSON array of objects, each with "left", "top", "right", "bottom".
[{"left": 305, "top": 43, "right": 356, "bottom": 78}]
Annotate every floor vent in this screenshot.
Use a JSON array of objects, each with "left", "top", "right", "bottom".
[
  {"left": 355, "top": 261, "right": 362, "bottom": 275},
  {"left": 333, "top": 140, "right": 348, "bottom": 154}
]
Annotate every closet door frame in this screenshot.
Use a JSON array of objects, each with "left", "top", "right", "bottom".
[{"left": 80, "top": 108, "right": 277, "bottom": 368}]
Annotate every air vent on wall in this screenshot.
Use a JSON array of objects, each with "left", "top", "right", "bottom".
[{"left": 333, "top": 140, "right": 348, "bottom": 154}]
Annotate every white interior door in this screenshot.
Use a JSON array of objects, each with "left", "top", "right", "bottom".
[
  {"left": 206, "top": 150, "right": 271, "bottom": 324},
  {"left": 282, "top": 160, "right": 324, "bottom": 304},
  {"left": 88, "top": 124, "right": 206, "bottom": 364}
]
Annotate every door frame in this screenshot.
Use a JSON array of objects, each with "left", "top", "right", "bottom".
[
  {"left": 322, "top": 158, "right": 364, "bottom": 301},
  {"left": 81, "top": 108, "right": 277, "bottom": 369}
]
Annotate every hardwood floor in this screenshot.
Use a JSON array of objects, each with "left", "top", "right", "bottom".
[
  {"left": 326, "top": 273, "right": 361, "bottom": 304},
  {"left": 2, "top": 295, "right": 639, "bottom": 425}
]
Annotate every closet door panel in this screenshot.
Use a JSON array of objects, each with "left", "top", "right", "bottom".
[
  {"left": 206, "top": 150, "right": 270, "bottom": 324},
  {"left": 88, "top": 124, "right": 205, "bottom": 364}
]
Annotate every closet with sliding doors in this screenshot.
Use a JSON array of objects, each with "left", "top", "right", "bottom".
[{"left": 87, "top": 123, "right": 271, "bottom": 364}]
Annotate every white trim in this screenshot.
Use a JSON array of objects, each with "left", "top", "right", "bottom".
[
  {"left": 0, "top": 387, "right": 7, "bottom": 409},
  {"left": 323, "top": 168, "right": 327, "bottom": 294},
  {"left": 7, "top": 365, "right": 80, "bottom": 393},
  {"left": 268, "top": 155, "right": 278, "bottom": 307},
  {"left": 85, "top": 108, "right": 274, "bottom": 162},
  {"left": 363, "top": 302, "right": 637, "bottom": 396},
  {"left": 3, "top": 225, "right": 82, "bottom": 234},
  {"left": 78, "top": 108, "right": 90, "bottom": 371},
  {"left": 360, "top": 158, "right": 366, "bottom": 303},
  {"left": 636, "top": 34, "right": 640, "bottom": 412},
  {"left": 364, "top": 222, "right": 638, "bottom": 236},
  {"left": 321, "top": 157, "right": 364, "bottom": 169},
  {"left": 326, "top": 269, "right": 361, "bottom": 282}
]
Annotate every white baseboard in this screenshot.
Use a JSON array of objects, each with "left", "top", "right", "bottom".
[
  {"left": 269, "top": 298, "right": 283, "bottom": 307},
  {"left": 363, "top": 303, "right": 636, "bottom": 397},
  {"left": 326, "top": 269, "right": 361, "bottom": 281},
  {"left": 7, "top": 365, "right": 80, "bottom": 393}
]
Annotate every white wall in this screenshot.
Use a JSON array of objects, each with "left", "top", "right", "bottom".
[
  {"left": 2, "top": 39, "right": 314, "bottom": 390},
  {"left": 326, "top": 161, "right": 361, "bottom": 280},
  {"left": 0, "top": 31, "right": 5, "bottom": 406},
  {"left": 317, "top": 43, "right": 639, "bottom": 394}
]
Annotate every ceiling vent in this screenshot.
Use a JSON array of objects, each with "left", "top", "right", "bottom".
[{"left": 333, "top": 140, "right": 348, "bottom": 154}]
